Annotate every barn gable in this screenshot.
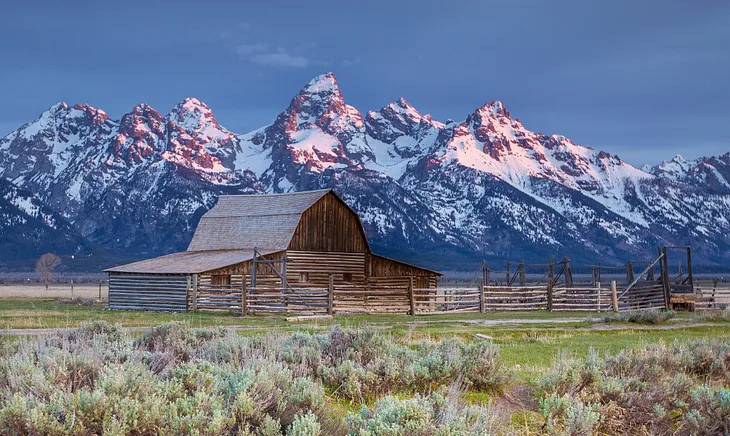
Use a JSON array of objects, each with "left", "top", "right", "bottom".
[
  {"left": 288, "top": 190, "right": 370, "bottom": 252},
  {"left": 187, "top": 189, "right": 331, "bottom": 251}
]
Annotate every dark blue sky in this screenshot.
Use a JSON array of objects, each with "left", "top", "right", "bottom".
[{"left": 1, "top": 0, "right": 728, "bottom": 165}]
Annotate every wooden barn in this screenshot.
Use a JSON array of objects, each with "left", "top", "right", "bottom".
[{"left": 106, "top": 189, "right": 441, "bottom": 312}]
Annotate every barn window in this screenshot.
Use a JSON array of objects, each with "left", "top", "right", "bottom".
[
  {"left": 211, "top": 274, "right": 231, "bottom": 286},
  {"left": 342, "top": 273, "right": 353, "bottom": 282},
  {"left": 299, "top": 272, "right": 309, "bottom": 283}
]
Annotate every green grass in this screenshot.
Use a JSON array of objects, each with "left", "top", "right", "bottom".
[{"left": 0, "top": 298, "right": 595, "bottom": 331}]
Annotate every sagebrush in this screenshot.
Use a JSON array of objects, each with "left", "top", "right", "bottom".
[{"left": 0, "top": 322, "right": 507, "bottom": 435}]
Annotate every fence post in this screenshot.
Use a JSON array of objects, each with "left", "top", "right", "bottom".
[
  {"left": 547, "top": 281, "right": 554, "bottom": 312},
  {"left": 192, "top": 274, "right": 199, "bottom": 311},
  {"left": 596, "top": 281, "right": 601, "bottom": 312},
  {"left": 662, "top": 247, "right": 671, "bottom": 310},
  {"left": 520, "top": 261, "right": 526, "bottom": 286},
  {"left": 241, "top": 275, "right": 247, "bottom": 316},
  {"left": 408, "top": 276, "right": 415, "bottom": 316},
  {"left": 547, "top": 259, "right": 554, "bottom": 312},
  {"left": 71, "top": 279, "right": 74, "bottom": 299},
  {"left": 479, "top": 283, "right": 485, "bottom": 313},
  {"left": 626, "top": 261, "right": 634, "bottom": 283},
  {"left": 328, "top": 274, "right": 334, "bottom": 315},
  {"left": 563, "top": 256, "right": 573, "bottom": 288},
  {"left": 611, "top": 280, "right": 618, "bottom": 312},
  {"left": 98, "top": 280, "right": 102, "bottom": 301}
]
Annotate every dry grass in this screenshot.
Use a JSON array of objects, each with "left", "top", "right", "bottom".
[{"left": 0, "top": 284, "right": 107, "bottom": 299}]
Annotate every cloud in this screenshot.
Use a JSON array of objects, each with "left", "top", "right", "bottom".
[
  {"left": 231, "top": 35, "right": 321, "bottom": 69},
  {"left": 340, "top": 57, "right": 363, "bottom": 67},
  {"left": 250, "top": 52, "right": 310, "bottom": 68},
  {"left": 235, "top": 44, "right": 268, "bottom": 56},
  {"left": 234, "top": 42, "right": 311, "bottom": 69}
]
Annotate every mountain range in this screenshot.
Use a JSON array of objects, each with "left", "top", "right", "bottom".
[{"left": 1, "top": 72, "right": 729, "bottom": 270}]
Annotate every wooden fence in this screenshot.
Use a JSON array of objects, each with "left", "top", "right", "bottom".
[
  {"left": 695, "top": 281, "right": 730, "bottom": 311},
  {"left": 116, "top": 274, "right": 724, "bottom": 315},
  {"left": 619, "top": 281, "right": 666, "bottom": 311},
  {"left": 483, "top": 286, "right": 548, "bottom": 311},
  {"left": 185, "top": 279, "right": 656, "bottom": 315}
]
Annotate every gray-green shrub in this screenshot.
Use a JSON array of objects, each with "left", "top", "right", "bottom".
[
  {"left": 538, "top": 339, "right": 730, "bottom": 435},
  {"left": 0, "top": 322, "right": 507, "bottom": 435},
  {"left": 599, "top": 309, "right": 676, "bottom": 324}
]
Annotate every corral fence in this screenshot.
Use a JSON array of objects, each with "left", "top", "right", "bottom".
[
  {"left": 113, "top": 246, "right": 725, "bottom": 315},
  {"left": 184, "top": 274, "right": 662, "bottom": 315},
  {"left": 694, "top": 280, "right": 730, "bottom": 311}
]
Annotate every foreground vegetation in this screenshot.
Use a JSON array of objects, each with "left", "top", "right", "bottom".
[
  {"left": 0, "top": 322, "right": 506, "bottom": 435},
  {"left": 0, "top": 321, "right": 728, "bottom": 434}
]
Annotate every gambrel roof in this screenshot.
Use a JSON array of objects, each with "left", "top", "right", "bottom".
[
  {"left": 187, "top": 189, "right": 362, "bottom": 251},
  {"left": 106, "top": 189, "right": 438, "bottom": 275}
]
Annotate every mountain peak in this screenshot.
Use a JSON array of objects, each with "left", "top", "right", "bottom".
[
  {"left": 71, "top": 103, "right": 109, "bottom": 125},
  {"left": 174, "top": 97, "right": 212, "bottom": 113},
  {"left": 302, "top": 72, "right": 339, "bottom": 95},
  {"left": 476, "top": 100, "right": 510, "bottom": 118},
  {"left": 168, "top": 97, "right": 219, "bottom": 131},
  {"left": 130, "top": 103, "right": 161, "bottom": 117},
  {"left": 50, "top": 102, "right": 69, "bottom": 111}
]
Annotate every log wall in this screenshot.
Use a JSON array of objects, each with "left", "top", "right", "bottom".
[
  {"left": 108, "top": 273, "right": 189, "bottom": 311},
  {"left": 286, "top": 251, "right": 366, "bottom": 286}
]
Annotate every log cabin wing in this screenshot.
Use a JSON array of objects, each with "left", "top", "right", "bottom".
[{"left": 105, "top": 189, "right": 441, "bottom": 311}]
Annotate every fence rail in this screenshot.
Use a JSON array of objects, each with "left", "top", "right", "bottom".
[
  {"left": 183, "top": 279, "right": 658, "bottom": 315},
  {"left": 695, "top": 283, "right": 730, "bottom": 310},
  {"left": 171, "top": 275, "right": 730, "bottom": 315}
]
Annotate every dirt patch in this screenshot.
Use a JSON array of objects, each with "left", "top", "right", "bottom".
[{"left": 493, "top": 384, "right": 538, "bottom": 420}]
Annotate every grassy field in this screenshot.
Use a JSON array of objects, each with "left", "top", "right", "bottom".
[
  {"left": 2, "top": 297, "right": 729, "bottom": 381},
  {"left": 1, "top": 297, "right": 730, "bottom": 434}
]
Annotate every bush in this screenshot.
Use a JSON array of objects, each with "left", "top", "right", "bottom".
[
  {"left": 600, "top": 310, "right": 676, "bottom": 324},
  {"left": 0, "top": 323, "right": 510, "bottom": 435},
  {"left": 347, "top": 391, "right": 499, "bottom": 435},
  {"left": 537, "top": 339, "right": 730, "bottom": 435}
]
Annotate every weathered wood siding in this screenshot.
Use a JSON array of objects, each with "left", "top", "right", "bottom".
[
  {"left": 108, "top": 273, "right": 189, "bottom": 311},
  {"left": 288, "top": 193, "right": 369, "bottom": 253},
  {"left": 286, "top": 251, "right": 366, "bottom": 286},
  {"left": 367, "top": 275, "right": 435, "bottom": 289},
  {"left": 368, "top": 254, "right": 439, "bottom": 287},
  {"left": 206, "top": 251, "right": 284, "bottom": 276}
]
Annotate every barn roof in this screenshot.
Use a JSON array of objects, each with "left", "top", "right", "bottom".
[
  {"left": 106, "top": 189, "right": 439, "bottom": 276},
  {"left": 104, "top": 249, "right": 281, "bottom": 274},
  {"left": 371, "top": 253, "right": 444, "bottom": 276},
  {"left": 187, "top": 189, "right": 363, "bottom": 251}
]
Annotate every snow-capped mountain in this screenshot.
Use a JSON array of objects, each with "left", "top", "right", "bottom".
[
  {"left": 1, "top": 72, "right": 729, "bottom": 267},
  {"left": 0, "top": 178, "right": 91, "bottom": 261}
]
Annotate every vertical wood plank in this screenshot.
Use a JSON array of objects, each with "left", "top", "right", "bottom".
[
  {"left": 686, "top": 247, "right": 694, "bottom": 293},
  {"left": 192, "top": 274, "right": 199, "bottom": 311},
  {"left": 547, "top": 258, "right": 554, "bottom": 312},
  {"left": 408, "top": 276, "right": 415, "bottom": 316},
  {"left": 479, "top": 283, "right": 485, "bottom": 313},
  {"left": 241, "top": 275, "right": 247, "bottom": 316},
  {"left": 662, "top": 247, "right": 671, "bottom": 310},
  {"left": 328, "top": 274, "right": 334, "bottom": 315},
  {"left": 611, "top": 280, "right": 619, "bottom": 312},
  {"left": 186, "top": 275, "right": 191, "bottom": 311}
]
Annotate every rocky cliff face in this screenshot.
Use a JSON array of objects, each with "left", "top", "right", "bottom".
[
  {"left": 1, "top": 72, "right": 729, "bottom": 267},
  {"left": 0, "top": 178, "right": 91, "bottom": 262}
]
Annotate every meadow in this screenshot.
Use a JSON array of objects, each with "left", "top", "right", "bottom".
[{"left": 0, "top": 297, "right": 729, "bottom": 434}]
